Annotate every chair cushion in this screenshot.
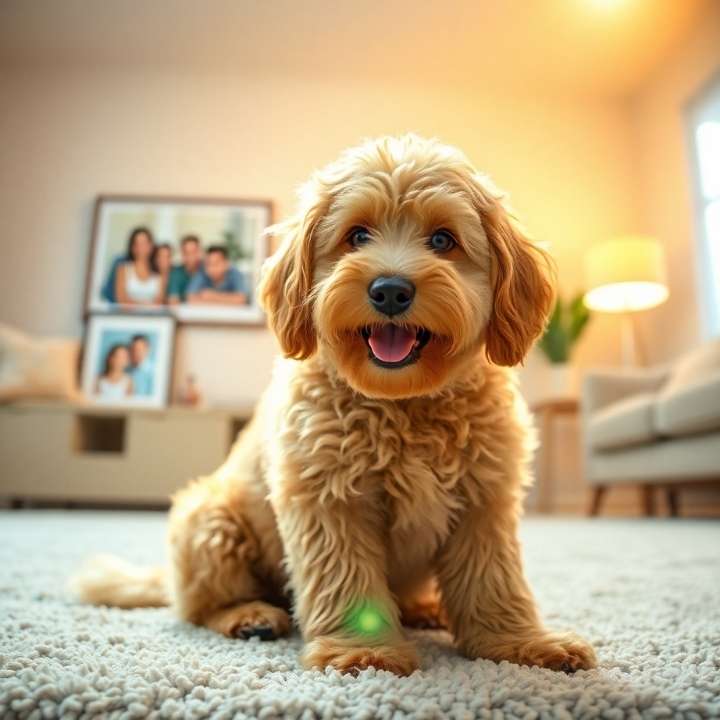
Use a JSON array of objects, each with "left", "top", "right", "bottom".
[
  {"left": 587, "top": 392, "right": 657, "bottom": 450},
  {"left": 654, "top": 370, "right": 720, "bottom": 437},
  {"left": 587, "top": 431, "right": 720, "bottom": 483}
]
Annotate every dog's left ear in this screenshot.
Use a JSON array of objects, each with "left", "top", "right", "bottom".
[
  {"left": 258, "top": 191, "right": 327, "bottom": 359},
  {"left": 472, "top": 179, "right": 555, "bottom": 366}
]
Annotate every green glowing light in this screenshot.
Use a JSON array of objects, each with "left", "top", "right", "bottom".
[
  {"left": 343, "top": 599, "right": 391, "bottom": 638},
  {"left": 356, "top": 607, "right": 383, "bottom": 634}
]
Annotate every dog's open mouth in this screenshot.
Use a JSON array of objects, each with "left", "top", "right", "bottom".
[{"left": 360, "top": 325, "right": 432, "bottom": 369}]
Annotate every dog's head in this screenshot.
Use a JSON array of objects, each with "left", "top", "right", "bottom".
[{"left": 259, "top": 135, "right": 554, "bottom": 399}]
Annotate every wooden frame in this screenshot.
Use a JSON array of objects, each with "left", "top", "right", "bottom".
[
  {"left": 683, "top": 70, "right": 720, "bottom": 341},
  {"left": 83, "top": 194, "right": 274, "bottom": 327},
  {"left": 589, "top": 478, "right": 720, "bottom": 517}
]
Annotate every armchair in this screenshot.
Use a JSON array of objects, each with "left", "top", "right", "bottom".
[{"left": 581, "top": 341, "right": 720, "bottom": 515}]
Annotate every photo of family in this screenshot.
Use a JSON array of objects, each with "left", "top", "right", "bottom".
[
  {"left": 81, "top": 315, "right": 175, "bottom": 408},
  {"left": 85, "top": 196, "right": 272, "bottom": 324}
]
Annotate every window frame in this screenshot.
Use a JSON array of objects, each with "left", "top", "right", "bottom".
[{"left": 686, "top": 70, "right": 720, "bottom": 340}]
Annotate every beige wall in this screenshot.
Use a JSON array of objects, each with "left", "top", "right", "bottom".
[
  {"left": 0, "top": 10, "right": 717, "bottom": 517},
  {"left": 629, "top": 1, "right": 720, "bottom": 365},
  {"left": 0, "top": 67, "right": 638, "bottom": 404}
]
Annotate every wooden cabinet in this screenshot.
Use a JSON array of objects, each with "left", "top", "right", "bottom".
[{"left": 0, "top": 401, "right": 253, "bottom": 505}]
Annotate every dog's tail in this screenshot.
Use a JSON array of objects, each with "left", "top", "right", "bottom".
[{"left": 69, "top": 554, "right": 170, "bottom": 608}]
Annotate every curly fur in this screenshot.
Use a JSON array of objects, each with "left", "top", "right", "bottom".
[{"left": 72, "top": 134, "right": 596, "bottom": 676}]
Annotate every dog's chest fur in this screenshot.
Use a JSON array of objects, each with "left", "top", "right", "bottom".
[{"left": 276, "top": 356, "right": 530, "bottom": 573}]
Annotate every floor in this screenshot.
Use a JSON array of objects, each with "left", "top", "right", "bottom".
[{"left": 0, "top": 511, "right": 718, "bottom": 719}]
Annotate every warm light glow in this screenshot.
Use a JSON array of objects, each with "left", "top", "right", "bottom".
[
  {"left": 584, "top": 236, "right": 669, "bottom": 313},
  {"left": 585, "top": 281, "right": 668, "bottom": 312},
  {"left": 588, "top": 0, "right": 625, "bottom": 9}
]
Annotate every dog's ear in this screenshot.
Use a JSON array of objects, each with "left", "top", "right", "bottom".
[
  {"left": 470, "top": 178, "right": 555, "bottom": 366},
  {"left": 259, "top": 195, "right": 326, "bottom": 360}
]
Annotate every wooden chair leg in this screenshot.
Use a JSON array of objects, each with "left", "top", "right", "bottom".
[
  {"left": 666, "top": 487, "right": 679, "bottom": 517},
  {"left": 642, "top": 485, "right": 656, "bottom": 516},
  {"left": 589, "top": 486, "right": 606, "bottom": 516}
]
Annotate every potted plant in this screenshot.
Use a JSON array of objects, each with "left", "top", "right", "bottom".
[{"left": 537, "top": 294, "right": 591, "bottom": 398}]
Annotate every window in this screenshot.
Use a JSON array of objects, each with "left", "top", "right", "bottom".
[{"left": 688, "top": 75, "right": 720, "bottom": 338}]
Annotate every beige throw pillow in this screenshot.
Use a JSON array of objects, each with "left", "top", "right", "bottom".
[
  {"left": 662, "top": 338, "right": 720, "bottom": 394},
  {"left": 0, "top": 323, "right": 80, "bottom": 403}
]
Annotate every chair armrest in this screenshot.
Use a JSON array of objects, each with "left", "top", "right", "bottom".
[{"left": 581, "top": 366, "right": 670, "bottom": 416}]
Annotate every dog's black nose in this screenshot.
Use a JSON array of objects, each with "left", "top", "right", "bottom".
[{"left": 368, "top": 276, "right": 415, "bottom": 316}]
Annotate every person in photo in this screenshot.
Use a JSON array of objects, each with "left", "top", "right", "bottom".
[
  {"left": 127, "top": 334, "right": 154, "bottom": 397},
  {"left": 95, "top": 344, "right": 133, "bottom": 399},
  {"left": 115, "top": 227, "right": 166, "bottom": 306},
  {"left": 168, "top": 235, "right": 204, "bottom": 304},
  {"left": 100, "top": 255, "right": 124, "bottom": 303},
  {"left": 153, "top": 243, "right": 173, "bottom": 303},
  {"left": 186, "top": 245, "right": 249, "bottom": 306}
]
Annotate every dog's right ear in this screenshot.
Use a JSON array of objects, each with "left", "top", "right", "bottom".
[{"left": 258, "top": 193, "right": 326, "bottom": 360}]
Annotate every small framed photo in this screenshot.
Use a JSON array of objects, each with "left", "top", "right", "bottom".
[
  {"left": 81, "top": 314, "right": 176, "bottom": 409},
  {"left": 84, "top": 195, "right": 273, "bottom": 326}
]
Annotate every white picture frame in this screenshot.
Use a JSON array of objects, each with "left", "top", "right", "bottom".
[{"left": 81, "top": 314, "right": 176, "bottom": 409}]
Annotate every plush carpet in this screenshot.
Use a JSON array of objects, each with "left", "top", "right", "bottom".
[{"left": 0, "top": 511, "right": 718, "bottom": 719}]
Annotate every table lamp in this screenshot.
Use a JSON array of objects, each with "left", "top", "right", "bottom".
[{"left": 584, "top": 236, "right": 669, "bottom": 365}]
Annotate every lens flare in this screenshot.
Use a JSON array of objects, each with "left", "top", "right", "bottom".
[{"left": 343, "top": 599, "right": 391, "bottom": 638}]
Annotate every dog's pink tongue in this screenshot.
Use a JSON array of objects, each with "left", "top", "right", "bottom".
[{"left": 368, "top": 325, "right": 416, "bottom": 363}]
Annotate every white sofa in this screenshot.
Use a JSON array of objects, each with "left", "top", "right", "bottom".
[{"left": 582, "top": 340, "right": 720, "bottom": 516}]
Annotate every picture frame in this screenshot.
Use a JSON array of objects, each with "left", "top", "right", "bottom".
[
  {"left": 84, "top": 195, "right": 273, "bottom": 326},
  {"left": 80, "top": 314, "right": 176, "bottom": 409}
]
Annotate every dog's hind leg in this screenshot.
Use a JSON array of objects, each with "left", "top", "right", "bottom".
[
  {"left": 169, "top": 474, "right": 290, "bottom": 640},
  {"left": 202, "top": 600, "right": 290, "bottom": 639},
  {"left": 398, "top": 578, "right": 448, "bottom": 630}
]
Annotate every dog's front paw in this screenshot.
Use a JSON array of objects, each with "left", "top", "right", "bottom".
[
  {"left": 465, "top": 630, "right": 597, "bottom": 672},
  {"left": 302, "top": 636, "right": 419, "bottom": 676},
  {"left": 515, "top": 631, "right": 597, "bottom": 672}
]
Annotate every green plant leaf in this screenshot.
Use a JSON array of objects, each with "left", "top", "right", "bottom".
[
  {"left": 538, "top": 293, "right": 591, "bottom": 363},
  {"left": 567, "top": 293, "right": 591, "bottom": 343}
]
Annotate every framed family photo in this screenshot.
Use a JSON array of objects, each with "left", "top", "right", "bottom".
[
  {"left": 84, "top": 195, "right": 273, "bottom": 325},
  {"left": 80, "top": 314, "right": 176, "bottom": 409}
]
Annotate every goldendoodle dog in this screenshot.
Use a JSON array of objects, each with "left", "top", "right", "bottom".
[{"left": 74, "top": 134, "right": 597, "bottom": 676}]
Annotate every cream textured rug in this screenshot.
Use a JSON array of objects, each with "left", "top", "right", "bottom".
[{"left": 1, "top": 511, "right": 718, "bottom": 719}]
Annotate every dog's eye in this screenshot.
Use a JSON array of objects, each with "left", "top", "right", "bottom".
[
  {"left": 347, "top": 226, "right": 372, "bottom": 249},
  {"left": 428, "top": 229, "right": 456, "bottom": 253}
]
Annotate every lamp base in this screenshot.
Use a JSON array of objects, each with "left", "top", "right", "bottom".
[{"left": 620, "top": 312, "right": 645, "bottom": 366}]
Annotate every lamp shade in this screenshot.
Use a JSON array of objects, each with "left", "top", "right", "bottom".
[{"left": 584, "top": 236, "right": 669, "bottom": 313}]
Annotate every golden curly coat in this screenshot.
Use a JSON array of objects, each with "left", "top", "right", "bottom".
[{"left": 73, "top": 135, "right": 596, "bottom": 676}]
